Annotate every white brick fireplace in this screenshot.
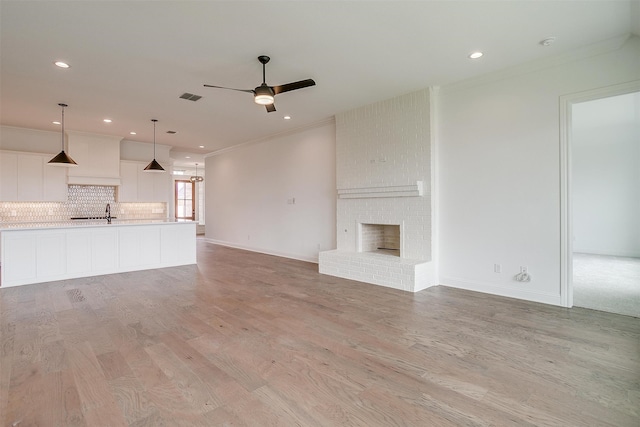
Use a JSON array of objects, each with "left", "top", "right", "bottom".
[{"left": 319, "top": 89, "right": 435, "bottom": 292}]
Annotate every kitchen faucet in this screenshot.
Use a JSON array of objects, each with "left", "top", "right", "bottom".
[{"left": 105, "top": 203, "right": 111, "bottom": 224}]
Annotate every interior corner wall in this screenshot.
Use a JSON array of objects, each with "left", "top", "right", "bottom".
[
  {"left": 437, "top": 35, "right": 640, "bottom": 306},
  {"left": 204, "top": 121, "right": 336, "bottom": 263}
]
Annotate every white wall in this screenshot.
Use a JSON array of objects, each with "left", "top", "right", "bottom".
[
  {"left": 120, "top": 139, "right": 171, "bottom": 164},
  {"left": 438, "top": 35, "right": 640, "bottom": 306},
  {"left": 204, "top": 121, "right": 336, "bottom": 262},
  {"left": 572, "top": 92, "right": 640, "bottom": 257}
]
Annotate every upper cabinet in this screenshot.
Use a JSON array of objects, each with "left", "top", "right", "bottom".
[
  {"left": 118, "top": 160, "right": 170, "bottom": 203},
  {"left": 0, "top": 151, "right": 67, "bottom": 202},
  {"left": 66, "top": 131, "right": 122, "bottom": 186}
]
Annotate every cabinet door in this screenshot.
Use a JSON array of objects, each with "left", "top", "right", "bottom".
[
  {"left": 0, "top": 152, "right": 18, "bottom": 201},
  {"left": 91, "top": 229, "right": 118, "bottom": 273},
  {"left": 36, "top": 233, "right": 66, "bottom": 277},
  {"left": 118, "top": 161, "right": 139, "bottom": 202},
  {"left": 43, "top": 157, "right": 68, "bottom": 201},
  {"left": 136, "top": 168, "right": 155, "bottom": 202},
  {"left": 153, "top": 172, "right": 170, "bottom": 203},
  {"left": 2, "top": 232, "right": 37, "bottom": 283},
  {"left": 17, "top": 154, "right": 43, "bottom": 201}
]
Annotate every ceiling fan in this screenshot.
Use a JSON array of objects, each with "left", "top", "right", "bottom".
[{"left": 204, "top": 55, "right": 316, "bottom": 113}]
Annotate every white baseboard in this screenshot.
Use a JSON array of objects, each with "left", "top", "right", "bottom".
[
  {"left": 203, "top": 239, "right": 319, "bottom": 264},
  {"left": 439, "top": 276, "right": 563, "bottom": 307},
  {"left": 573, "top": 249, "right": 640, "bottom": 258}
]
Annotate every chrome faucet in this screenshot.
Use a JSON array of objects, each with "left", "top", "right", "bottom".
[{"left": 105, "top": 203, "right": 111, "bottom": 223}]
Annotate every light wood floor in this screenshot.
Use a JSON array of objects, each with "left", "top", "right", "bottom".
[{"left": 1, "top": 241, "right": 639, "bottom": 426}]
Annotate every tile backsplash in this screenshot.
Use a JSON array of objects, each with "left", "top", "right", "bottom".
[{"left": 0, "top": 185, "right": 167, "bottom": 222}]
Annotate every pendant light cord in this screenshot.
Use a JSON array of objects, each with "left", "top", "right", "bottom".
[
  {"left": 59, "top": 103, "right": 67, "bottom": 151},
  {"left": 152, "top": 119, "right": 157, "bottom": 158}
]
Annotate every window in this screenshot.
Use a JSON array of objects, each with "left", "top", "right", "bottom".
[{"left": 175, "top": 180, "right": 195, "bottom": 220}]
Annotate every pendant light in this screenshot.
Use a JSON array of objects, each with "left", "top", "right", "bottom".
[
  {"left": 144, "top": 119, "right": 165, "bottom": 172},
  {"left": 48, "top": 103, "right": 78, "bottom": 166},
  {"left": 190, "top": 163, "right": 204, "bottom": 182}
]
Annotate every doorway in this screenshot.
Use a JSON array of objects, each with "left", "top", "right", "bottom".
[
  {"left": 560, "top": 81, "right": 640, "bottom": 317},
  {"left": 175, "top": 180, "right": 195, "bottom": 220}
]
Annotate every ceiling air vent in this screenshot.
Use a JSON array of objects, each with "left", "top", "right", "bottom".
[{"left": 179, "top": 93, "right": 202, "bottom": 101}]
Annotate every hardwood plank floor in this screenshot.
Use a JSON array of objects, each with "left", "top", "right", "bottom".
[{"left": 1, "top": 240, "right": 639, "bottom": 426}]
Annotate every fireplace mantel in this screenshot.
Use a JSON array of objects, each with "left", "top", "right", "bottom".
[{"left": 337, "top": 181, "right": 423, "bottom": 199}]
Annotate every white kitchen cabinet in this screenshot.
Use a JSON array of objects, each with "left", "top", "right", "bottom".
[
  {"left": 118, "top": 160, "right": 169, "bottom": 203},
  {"left": 0, "top": 152, "right": 18, "bottom": 200},
  {"left": 17, "top": 154, "right": 44, "bottom": 200},
  {"left": 119, "top": 226, "right": 161, "bottom": 267},
  {"left": 36, "top": 233, "right": 66, "bottom": 277},
  {"left": 0, "top": 151, "right": 67, "bottom": 202},
  {"left": 2, "top": 232, "right": 37, "bottom": 283},
  {"left": 137, "top": 167, "right": 155, "bottom": 201},
  {"left": 67, "top": 131, "right": 122, "bottom": 186},
  {"left": 152, "top": 172, "right": 170, "bottom": 203},
  {"left": 91, "top": 229, "right": 119, "bottom": 273},
  {"left": 43, "top": 162, "right": 68, "bottom": 201},
  {"left": 118, "top": 161, "right": 139, "bottom": 202},
  {"left": 1, "top": 221, "right": 196, "bottom": 287}
]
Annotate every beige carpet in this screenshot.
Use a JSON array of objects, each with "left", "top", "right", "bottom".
[{"left": 573, "top": 253, "right": 640, "bottom": 318}]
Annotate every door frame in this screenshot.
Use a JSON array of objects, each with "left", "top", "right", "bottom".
[
  {"left": 559, "top": 80, "right": 640, "bottom": 308},
  {"left": 175, "top": 179, "right": 196, "bottom": 220}
]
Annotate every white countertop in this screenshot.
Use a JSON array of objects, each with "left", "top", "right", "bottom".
[{"left": 0, "top": 219, "right": 196, "bottom": 232}]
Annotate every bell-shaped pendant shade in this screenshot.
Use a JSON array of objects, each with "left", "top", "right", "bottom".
[
  {"left": 144, "top": 118, "right": 165, "bottom": 172},
  {"left": 49, "top": 103, "right": 78, "bottom": 166}
]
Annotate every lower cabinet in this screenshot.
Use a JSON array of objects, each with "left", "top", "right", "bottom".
[{"left": 0, "top": 222, "right": 196, "bottom": 287}]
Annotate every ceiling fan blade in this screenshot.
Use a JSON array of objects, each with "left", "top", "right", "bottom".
[
  {"left": 203, "top": 84, "right": 254, "bottom": 94},
  {"left": 265, "top": 103, "right": 276, "bottom": 113},
  {"left": 272, "top": 79, "right": 316, "bottom": 95}
]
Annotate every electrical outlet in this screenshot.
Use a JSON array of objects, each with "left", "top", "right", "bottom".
[{"left": 494, "top": 264, "right": 502, "bottom": 273}]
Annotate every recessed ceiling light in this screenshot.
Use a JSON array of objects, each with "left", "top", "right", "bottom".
[
  {"left": 185, "top": 156, "right": 191, "bottom": 159},
  {"left": 199, "top": 145, "right": 204, "bottom": 148},
  {"left": 130, "top": 131, "right": 137, "bottom": 135},
  {"left": 468, "top": 52, "right": 484, "bottom": 59},
  {"left": 54, "top": 61, "right": 70, "bottom": 69},
  {"left": 284, "top": 115, "right": 291, "bottom": 120},
  {"left": 53, "top": 121, "right": 61, "bottom": 125},
  {"left": 103, "top": 119, "right": 112, "bottom": 123}
]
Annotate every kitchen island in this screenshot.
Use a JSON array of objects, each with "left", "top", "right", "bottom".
[{"left": 0, "top": 219, "right": 196, "bottom": 287}]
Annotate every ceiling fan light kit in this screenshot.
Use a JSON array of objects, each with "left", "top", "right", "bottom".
[
  {"left": 204, "top": 55, "right": 315, "bottom": 113},
  {"left": 254, "top": 85, "right": 275, "bottom": 105}
]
